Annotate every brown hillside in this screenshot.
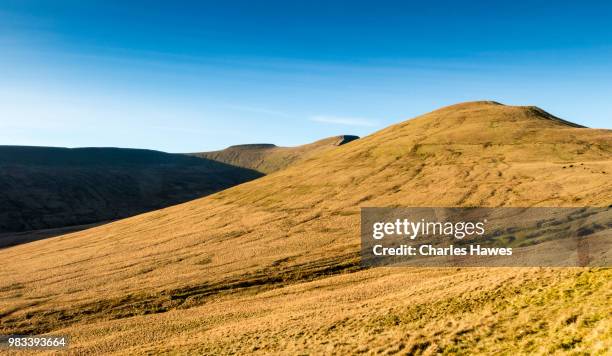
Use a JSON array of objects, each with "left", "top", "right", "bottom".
[
  {"left": 191, "top": 134, "right": 359, "bottom": 173},
  {"left": 0, "top": 102, "right": 610, "bottom": 354}
]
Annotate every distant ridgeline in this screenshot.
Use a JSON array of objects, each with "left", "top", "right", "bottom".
[
  {"left": 0, "top": 146, "right": 263, "bottom": 234},
  {"left": 192, "top": 135, "right": 359, "bottom": 174}
]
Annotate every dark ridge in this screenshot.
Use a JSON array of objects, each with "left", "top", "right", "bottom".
[
  {"left": 226, "top": 144, "right": 277, "bottom": 150},
  {"left": 0, "top": 146, "right": 210, "bottom": 166},
  {"left": 526, "top": 106, "right": 586, "bottom": 128},
  {"left": 335, "top": 135, "right": 359, "bottom": 146}
]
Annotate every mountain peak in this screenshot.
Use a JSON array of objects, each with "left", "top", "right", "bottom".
[
  {"left": 409, "top": 101, "right": 585, "bottom": 129},
  {"left": 438, "top": 100, "right": 504, "bottom": 110}
]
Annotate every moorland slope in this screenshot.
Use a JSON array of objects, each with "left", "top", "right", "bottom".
[
  {"left": 192, "top": 134, "right": 358, "bottom": 173},
  {"left": 0, "top": 102, "right": 610, "bottom": 354}
]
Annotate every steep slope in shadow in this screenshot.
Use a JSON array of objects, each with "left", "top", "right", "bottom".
[
  {"left": 0, "top": 146, "right": 263, "bottom": 247},
  {"left": 0, "top": 102, "right": 610, "bottom": 353},
  {"left": 191, "top": 135, "right": 359, "bottom": 173}
]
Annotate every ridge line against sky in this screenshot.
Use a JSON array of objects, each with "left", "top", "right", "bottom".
[{"left": 0, "top": 1, "right": 611, "bottom": 152}]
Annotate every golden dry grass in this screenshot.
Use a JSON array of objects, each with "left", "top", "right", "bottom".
[
  {"left": 0, "top": 101, "right": 611, "bottom": 354},
  {"left": 58, "top": 268, "right": 612, "bottom": 355}
]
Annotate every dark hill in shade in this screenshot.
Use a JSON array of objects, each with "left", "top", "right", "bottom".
[{"left": 0, "top": 146, "right": 262, "bottom": 243}]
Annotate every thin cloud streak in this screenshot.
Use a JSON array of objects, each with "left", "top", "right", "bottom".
[{"left": 310, "top": 115, "right": 378, "bottom": 127}]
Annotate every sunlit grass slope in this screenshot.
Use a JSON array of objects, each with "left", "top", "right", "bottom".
[{"left": 0, "top": 101, "right": 610, "bottom": 354}]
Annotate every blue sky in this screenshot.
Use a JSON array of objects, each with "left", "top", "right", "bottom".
[{"left": 1, "top": 0, "right": 611, "bottom": 152}]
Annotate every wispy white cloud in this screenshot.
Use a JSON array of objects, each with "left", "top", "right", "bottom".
[{"left": 310, "top": 115, "right": 377, "bottom": 127}]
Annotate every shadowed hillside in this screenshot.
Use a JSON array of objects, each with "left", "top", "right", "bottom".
[
  {"left": 0, "top": 102, "right": 610, "bottom": 353},
  {"left": 0, "top": 146, "right": 262, "bottom": 246},
  {"left": 192, "top": 135, "right": 359, "bottom": 173}
]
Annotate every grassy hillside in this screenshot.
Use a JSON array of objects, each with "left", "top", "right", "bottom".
[
  {"left": 192, "top": 135, "right": 358, "bottom": 173},
  {"left": 0, "top": 102, "right": 610, "bottom": 354},
  {"left": 0, "top": 147, "right": 262, "bottom": 245}
]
